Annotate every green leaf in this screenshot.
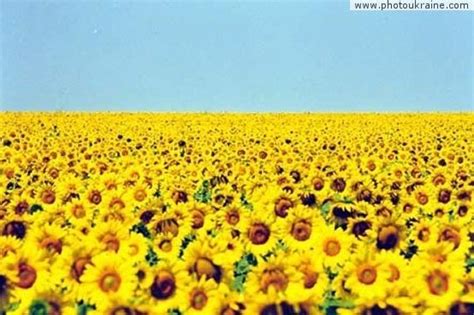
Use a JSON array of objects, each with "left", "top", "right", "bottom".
[
  {"left": 178, "top": 234, "right": 196, "bottom": 258},
  {"left": 29, "top": 204, "right": 44, "bottom": 214},
  {"left": 193, "top": 180, "right": 211, "bottom": 203},
  {"left": 320, "top": 202, "right": 331, "bottom": 218},
  {"left": 146, "top": 246, "right": 159, "bottom": 266},
  {"left": 466, "top": 257, "right": 474, "bottom": 272},
  {"left": 131, "top": 222, "right": 152, "bottom": 239},
  {"left": 29, "top": 300, "right": 48, "bottom": 315},
  {"left": 76, "top": 301, "right": 95, "bottom": 315},
  {"left": 240, "top": 194, "right": 253, "bottom": 211},
  {"left": 231, "top": 253, "right": 257, "bottom": 292},
  {"left": 321, "top": 291, "right": 355, "bottom": 314},
  {"left": 153, "top": 185, "right": 161, "bottom": 198}
]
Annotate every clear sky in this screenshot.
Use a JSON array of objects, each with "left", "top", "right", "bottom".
[{"left": 0, "top": 0, "right": 472, "bottom": 112}]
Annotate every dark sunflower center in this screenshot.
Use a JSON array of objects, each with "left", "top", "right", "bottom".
[
  {"left": 88, "top": 190, "right": 102, "bottom": 204},
  {"left": 41, "top": 189, "right": 56, "bottom": 204},
  {"left": 377, "top": 225, "right": 399, "bottom": 250},
  {"left": 99, "top": 272, "right": 121, "bottom": 292},
  {"left": 388, "top": 265, "right": 400, "bottom": 282},
  {"left": 101, "top": 233, "right": 120, "bottom": 252},
  {"left": 193, "top": 257, "right": 222, "bottom": 283},
  {"left": 134, "top": 189, "right": 147, "bottom": 202},
  {"left": 190, "top": 289, "right": 208, "bottom": 310},
  {"left": 438, "top": 189, "right": 451, "bottom": 204},
  {"left": 70, "top": 257, "right": 91, "bottom": 282},
  {"left": 416, "top": 193, "right": 428, "bottom": 205},
  {"left": 40, "top": 237, "right": 62, "bottom": 254},
  {"left": 352, "top": 221, "right": 371, "bottom": 238},
  {"left": 155, "top": 218, "right": 180, "bottom": 237},
  {"left": 14, "top": 201, "right": 29, "bottom": 215},
  {"left": 172, "top": 191, "right": 188, "bottom": 204},
  {"left": 323, "top": 239, "right": 341, "bottom": 256},
  {"left": 249, "top": 223, "right": 270, "bottom": 245},
  {"left": 312, "top": 177, "right": 324, "bottom": 191},
  {"left": 438, "top": 227, "right": 460, "bottom": 249},
  {"left": 226, "top": 210, "right": 240, "bottom": 225},
  {"left": 17, "top": 263, "right": 37, "bottom": 289},
  {"left": 331, "top": 178, "right": 346, "bottom": 192},
  {"left": 274, "top": 198, "right": 293, "bottom": 218},
  {"left": 2, "top": 221, "right": 26, "bottom": 239},
  {"left": 158, "top": 240, "right": 172, "bottom": 252},
  {"left": 291, "top": 220, "right": 312, "bottom": 241},
  {"left": 361, "top": 305, "right": 400, "bottom": 315},
  {"left": 357, "top": 265, "right": 377, "bottom": 285},
  {"left": 150, "top": 271, "right": 176, "bottom": 300},
  {"left": 191, "top": 210, "right": 205, "bottom": 229},
  {"left": 110, "top": 306, "right": 135, "bottom": 315},
  {"left": 260, "top": 269, "right": 288, "bottom": 293},
  {"left": 427, "top": 270, "right": 449, "bottom": 295},
  {"left": 300, "top": 265, "right": 318, "bottom": 289}
]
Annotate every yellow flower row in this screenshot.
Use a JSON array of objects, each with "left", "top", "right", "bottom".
[{"left": 0, "top": 113, "right": 472, "bottom": 315}]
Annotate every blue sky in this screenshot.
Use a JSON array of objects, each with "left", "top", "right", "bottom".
[{"left": 1, "top": 0, "right": 472, "bottom": 112}]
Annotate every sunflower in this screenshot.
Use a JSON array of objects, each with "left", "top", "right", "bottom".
[
  {"left": 338, "top": 296, "right": 415, "bottom": 315},
  {"left": 314, "top": 225, "right": 354, "bottom": 270},
  {"left": 183, "top": 238, "right": 234, "bottom": 286},
  {"left": 139, "top": 259, "right": 190, "bottom": 313},
  {"left": 242, "top": 209, "right": 280, "bottom": 257},
  {"left": 55, "top": 173, "right": 82, "bottom": 204},
  {"left": 89, "top": 221, "right": 130, "bottom": 253},
  {"left": 0, "top": 235, "right": 22, "bottom": 258},
  {"left": 342, "top": 248, "right": 391, "bottom": 303},
  {"left": 181, "top": 276, "right": 222, "bottom": 315},
  {"left": 376, "top": 250, "right": 411, "bottom": 295},
  {"left": 49, "top": 236, "right": 100, "bottom": 299},
  {"left": 215, "top": 290, "right": 246, "bottom": 315},
  {"left": 117, "top": 231, "right": 149, "bottom": 264},
  {"left": 183, "top": 201, "right": 215, "bottom": 235},
  {"left": 26, "top": 222, "right": 68, "bottom": 260},
  {"left": 0, "top": 245, "right": 50, "bottom": 302},
  {"left": 80, "top": 252, "right": 137, "bottom": 310},
  {"left": 65, "top": 199, "right": 92, "bottom": 226},
  {"left": 412, "top": 262, "right": 464, "bottom": 311},
  {"left": 260, "top": 184, "right": 298, "bottom": 220},
  {"left": 245, "top": 253, "right": 303, "bottom": 304},
  {"left": 436, "top": 219, "right": 471, "bottom": 257},
  {"left": 288, "top": 251, "right": 329, "bottom": 303},
  {"left": 153, "top": 232, "right": 183, "bottom": 262},
  {"left": 244, "top": 294, "right": 319, "bottom": 315},
  {"left": 149, "top": 204, "right": 192, "bottom": 240},
  {"left": 278, "top": 205, "right": 322, "bottom": 253},
  {"left": 14, "top": 286, "right": 76, "bottom": 315},
  {"left": 89, "top": 298, "right": 152, "bottom": 315},
  {"left": 214, "top": 201, "right": 250, "bottom": 233}
]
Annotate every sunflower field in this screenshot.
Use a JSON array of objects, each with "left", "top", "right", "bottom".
[{"left": 0, "top": 113, "right": 472, "bottom": 315}]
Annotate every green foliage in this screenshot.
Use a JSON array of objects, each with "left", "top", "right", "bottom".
[
  {"left": 29, "top": 204, "right": 44, "bottom": 214},
  {"left": 466, "top": 257, "right": 474, "bottom": 273},
  {"left": 193, "top": 180, "right": 211, "bottom": 203},
  {"left": 320, "top": 202, "right": 331, "bottom": 219},
  {"left": 321, "top": 291, "right": 354, "bottom": 315},
  {"left": 153, "top": 185, "right": 161, "bottom": 198},
  {"left": 401, "top": 240, "right": 418, "bottom": 260},
  {"left": 232, "top": 253, "right": 257, "bottom": 292},
  {"left": 179, "top": 234, "right": 196, "bottom": 258},
  {"left": 240, "top": 193, "right": 253, "bottom": 211},
  {"left": 29, "top": 300, "right": 48, "bottom": 315},
  {"left": 168, "top": 309, "right": 182, "bottom": 315},
  {"left": 146, "top": 246, "right": 159, "bottom": 266},
  {"left": 76, "top": 301, "right": 95, "bottom": 315},
  {"left": 131, "top": 222, "right": 152, "bottom": 239}
]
